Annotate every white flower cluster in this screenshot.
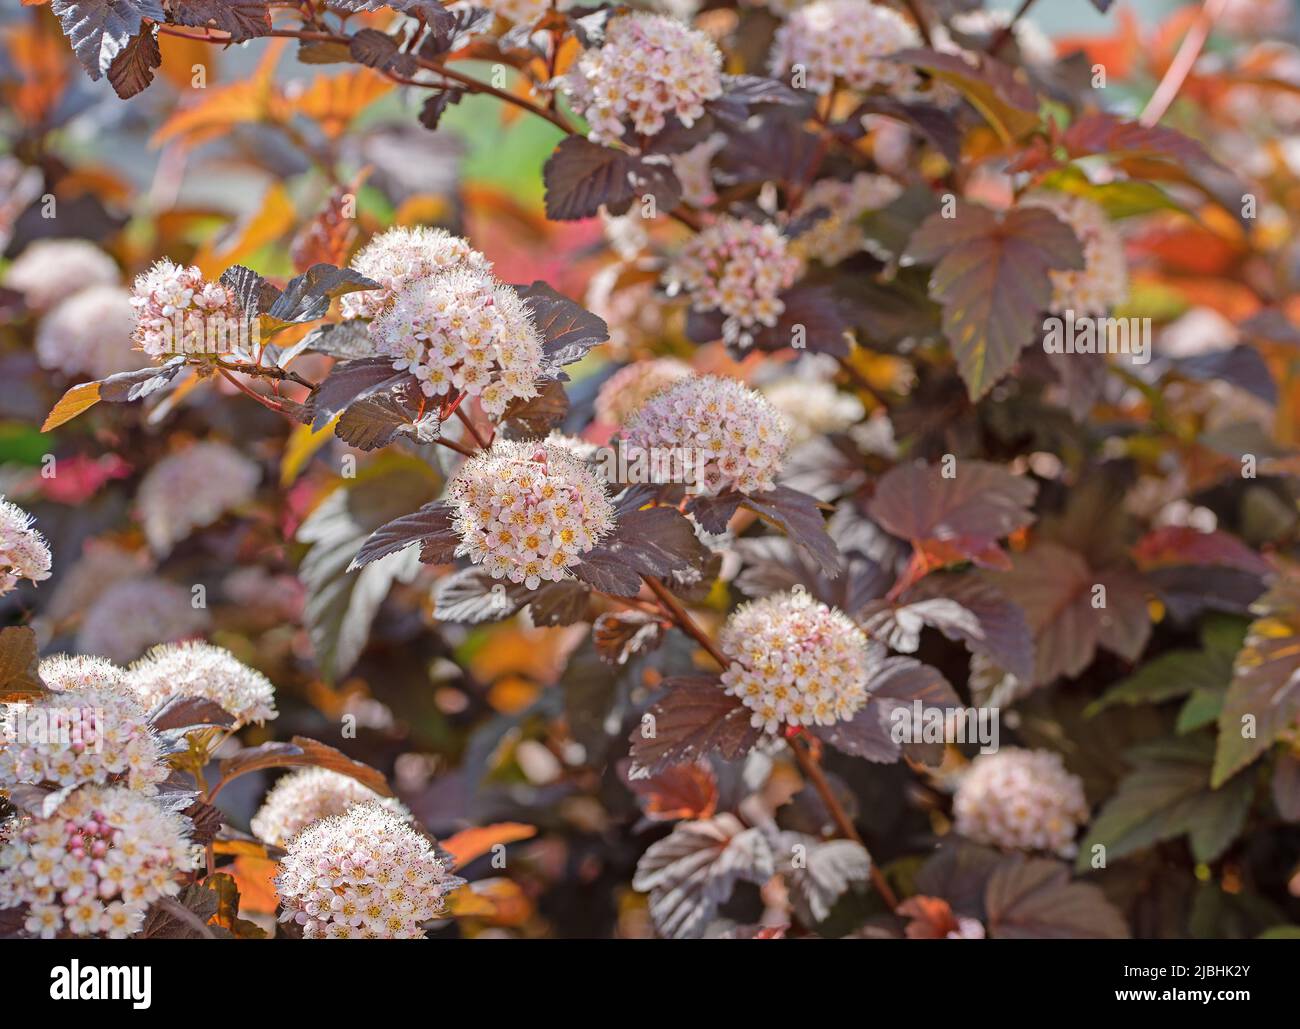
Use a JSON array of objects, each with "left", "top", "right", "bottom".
[
  {"left": 594, "top": 358, "right": 692, "bottom": 426},
  {"left": 130, "top": 259, "right": 247, "bottom": 360},
  {"left": 664, "top": 218, "right": 802, "bottom": 346},
  {"left": 0, "top": 686, "right": 167, "bottom": 793},
  {"left": 562, "top": 13, "right": 724, "bottom": 146},
  {"left": 39, "top": 654, "right": 128, "bottom": 694},
  {"left": 339, "top": 226, "right": 491, "bottom": 322},
  {"left": 770, "top": 0, "right": 921, "bottom": 97},
  {"left": 0, "top": 785, "right": 191, "bottom": 938},
  {"left": 127, "top": 641, "right": 277, "bottom": 730},
  {"left": 137, "top": 441, "right": 260, "bottom": 555},
  {"left": 448, "top": 439, "right": 616, "bottom": 590},
  {"left": 623, "top": 376, "right": 789, "bottom": 496},
  {"left": 763, "top": 375, "right": 864, "bottom": 444},
  {"left": 4, "top": 239, "right": 119, "bottom": 312},
  {"left": 953, "top": 747, "right": 1089, "bottom": 858},
  {"left": 793, "top": 172, "right": 903, "bottom": 265},
  {"left": 251, "top": 768, "right": 411, "bottom": 847},
  {"left": 370, "top": 267, "right": 545, "bottom": 417},
  {"left": 36, "top": 285, "right": 141, "bottom": 380},
  {"left": 0, "top": 497, "right": 52, "bottom": 596},
  {"left": 719, "top": 589, "right": 871, "bottom": 733},
  {"left": 1021, "top": 193, "right": 1128, "bottom": 316},
  {"left": 275, "top": 802, "right": 459, "bottom": 939},
  {"left": 75, "top": 576, "right": 210, "bottom": 666}
]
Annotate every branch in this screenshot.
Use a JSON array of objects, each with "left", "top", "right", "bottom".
[{"left": 1140, "top": 0, "right": 1228, "bottom": 127}]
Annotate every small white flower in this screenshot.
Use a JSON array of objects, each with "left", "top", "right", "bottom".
[
  {"left": 36, "top": 285, "right": 142, "bottom": 380},
  {"left": 136, "top": 441, "right": 260, "bottom": 555},
  {"left": 130, "top": 260, "right": 247, "bottom": 360}
]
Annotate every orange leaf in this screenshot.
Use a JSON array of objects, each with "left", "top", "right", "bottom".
[
  {"left": 447, "top": 878, "right": 533, "bottom": 927},
  {"left": 192, "top": 182, "right": 296, "bottom": 278},
  {"left": 42, "top": 381, "right": 101, "bottom": 432},
  {"left": 441, "top": 822, "right": 537, "bottom": 869},
  {"left": 229, "top": 856, "right": 279, "bottom": 915},
  {"left": 289, "top": 67, "right": 393, "bottom": 140}
]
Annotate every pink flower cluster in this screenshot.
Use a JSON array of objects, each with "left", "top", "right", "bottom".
[
  {"left": 953, "top": 748, "right": 1089, "bottom": 858},
  {"left": 664, "top": 218, "right": 802, "bottom": 347},
  {"left": 339, "top": 226, "right": 491, "bottom": 322},
  {"left": 562, "top": 13, "right": 724, "bottom": 146},
  {"left": 251, "top": 768, "right": 412, "bottom": 847},
  {"left": 37, "top": 285, "right": 141, "bottom": 380},
  {"left": 448, "top": 439, "right": 616, "bottom": 590},
  {"left": 0, "top": 785, "right": 192, "bottom": 938},
  {"left": 770, "top": 0, "right": 922, "bottom": 97},
  {"left": 623, "top": 375, "right": 789, "bottom": 496},
  {"left": 719, "top": 589, "right": 872, "bottom": 733},
  {"left": 0, "top": 497, "right": 51, "bottom": 597},
  {"left": 275, "top": 803, "right": 461, "bottom": 939},
  {"left": 370, "top": 267, "right": 545, "bottom": 417},
  {"left": 130, "top": 259, "right": 247, "bottom": 360}
]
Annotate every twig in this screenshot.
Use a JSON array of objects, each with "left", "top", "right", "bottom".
[
  {"left": 898, "top": 0, "right": 933, "bottom": 48},
  {"left": 217, "top": 367, "right": 288, "bottom": 415},
  {"left": 788, "top": 733, "right": 899, "bottom": 911},
  {"left": 219, "top": 358, "right": 317, "bottom": 391},
  {"left": 454, "top": 405, "right": 489, "bottom": 450},
  {"left": 1140, "top": 0, "right": 1228, "bottom": 127},
  {"left": 642, "top": 575, "right": 728, "bottom": 667}
]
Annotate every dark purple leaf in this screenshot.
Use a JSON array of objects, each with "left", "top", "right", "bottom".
[
  {"left": 351, "top": 500, "right": 458, "bottom": 570},
  {"left": 628, "top": 677, "right": 761, "bottom": 776},
  {"left": 741, "top": 485, "right": 840, "bottom": 577}
]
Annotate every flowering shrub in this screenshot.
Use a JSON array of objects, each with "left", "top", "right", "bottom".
[{"left": 0, "top": 0, "right": 1298, "bottom": 949}]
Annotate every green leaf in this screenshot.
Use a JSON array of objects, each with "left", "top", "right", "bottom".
[
  {"left": 1089, "top": 648, "right": 1232, "bottom": 715},
  {"left": 1078, "top": 735, "right": 1252, "bottom": 869}
]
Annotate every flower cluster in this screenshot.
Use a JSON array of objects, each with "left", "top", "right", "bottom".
[
  {"left": 665, "top": 218, "right": 802, "bottom": 347},
  {"left": 130, "top": 259, "right": 248, "bottom": 360},
  {"left": 482, "top": 0, "right": 557, "bottom": 24},
  {"left": 0, "top": 497, "right": 52, "bottom": 597},
  {"left": 763, "top": 375, "right": 864, "bottom": 444},
  {"left": 623, "top": 376, "right": 789, "bottom": 495},
  {"left": 594, "top": 358, "right": 692, "bottom": 426},
  {"left": 0, "top": 785, "right": 191, "bottom": 938},
  {"left": 137, "top": 441, "right": 260, "bottom": 555},
  {"left": 39, "top": 654, "right": 127, "bottom": 694},
  {"left": 1021, "top": 192, "right": 1128, "bottom": 316},
  {"left": 792, "top": 172, "right": 903, "bottom": 265},
  {"left": 719, "top": 589, "right": 871, "bottom": 733},
  {"left": 36, "top": 285, "right": 141, "bottom": 380},
  {"left": 275, "top": 803, "right": 460, "bottom": 939},
  {"left": 448, "top": 439, "right": 616, "bottom": 590},
  {"left": 75, "top": 576, "right": 210, "bottom": 665},
  {"left": 562, "top": 13, "right": 724, "bottom": 145},
  {"left": 370, "top": 267, "right": 545, "bottom": 417},
  {"left": 770, "top": 0, "right": 922, "bottom": 97},
  {"left": 953, "top": 748, "right": 1089, "bottom": 858},
  {"left": 0, "top": 685, "right": 167, "bottom": 792},
  {"left": 4, "top": 239, "right": 119, "bottom": 312},
  {"left": 339, "top": 226, "right": 490, "bottom": 322},
  {"left": 251, "top": 769, "right": 411, "bottom": 847},
  {"left": 127, "top": 641, "right": 277, "bottom": 729}
]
